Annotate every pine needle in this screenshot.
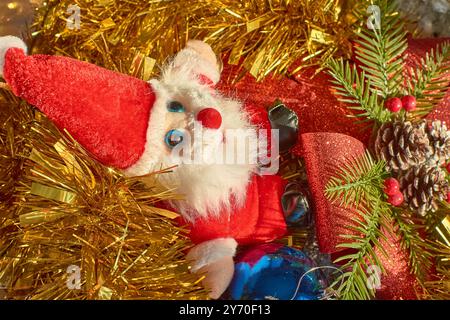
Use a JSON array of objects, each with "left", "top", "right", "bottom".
[
  {"left": 406, "top": 42, "right": 450, "bottom": 119},
  {"left": 325, "top": 151, "right": 387, "bottom": 208}
]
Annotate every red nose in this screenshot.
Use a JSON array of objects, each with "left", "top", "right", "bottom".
[{"left": 196, "top": 108, "right": 222, "bottom": 129}]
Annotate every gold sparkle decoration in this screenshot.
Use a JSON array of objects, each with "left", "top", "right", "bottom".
[
  {"left": 0, "top": 91, "right": 207, "bottom": 299},
  {"left": 28, "top": 0, "right": 367, "bottom": 82}
]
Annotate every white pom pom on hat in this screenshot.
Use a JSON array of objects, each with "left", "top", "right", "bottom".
[{"left": 0, "top": 36, "right": 27, "bottom": 77}]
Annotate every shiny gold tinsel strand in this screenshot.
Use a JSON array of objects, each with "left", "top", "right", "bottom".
[
  {"left": 0, "top": 91, "right": 208, "bottom": 299},
  {"left": 30, "top": 0, "right": 364, "bottom": 81}
]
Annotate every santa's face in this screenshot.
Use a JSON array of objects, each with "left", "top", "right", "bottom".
[
  {"left": 121, "top": 41, "right": 267, "bottom": 219},
  {"left": 151, "top": 77, "right": 259, "bottom": 220}
]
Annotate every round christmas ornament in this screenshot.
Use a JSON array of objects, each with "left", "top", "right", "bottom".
[{"left": 226, "top": 244, "right": 325, "bottom": 300}]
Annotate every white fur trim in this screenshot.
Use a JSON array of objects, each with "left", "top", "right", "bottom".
[
  {"left": 186, "top": 238, "right": 238, "bottom": 272},
  {"left": 123, "top": 79, "right": 169, "bottom": 176},
  {"left": 0, "top": 36, "right": 27, "bottom": 77}
]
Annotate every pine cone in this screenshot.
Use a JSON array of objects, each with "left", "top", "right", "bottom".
[
  {"left": 374, "top": 121, "right": 432, "bottom": 172},
  {"left": 427, "top": 120, "right": 450, "bottom": 166},
  {"left": 397, "top": 166, "right": 449, "bottom": 216}
]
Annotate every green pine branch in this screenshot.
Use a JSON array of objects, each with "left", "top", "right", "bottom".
[
  {"left": 323, "top": 0, "right": 449, "bottom": 299},
  {"left": 325, "top": 151, "right": 389, "bottom": 300},
  {"left": 324, "top": 149, "right": 445, "bottom": 300},
  {"left": 325, "top": 150, "right": 388, "bottom": 208},
  {"left": 354, "top": 0, "right": 408, "bottom": 99},
  {"left": 390, "top": 210, "right": 434, "bottom": 282},
  {"left": 327, "top": 59, "right": 391, "bottom": 124},
  {"left": 406, "top": 42, "right": 450, "bottom": 118},
  {"left": 329, "top": 201, "right": 389, "bottom": 300},
  {"left": 326, "top": 0, "right": 408, "bottom": 125}
]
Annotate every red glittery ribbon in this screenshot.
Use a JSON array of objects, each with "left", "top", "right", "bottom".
[{"left": 301, "top": 132, "right": 366, "bottom": 253}]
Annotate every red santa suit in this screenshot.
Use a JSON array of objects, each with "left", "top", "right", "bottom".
[
  {"left": 0, "top": 36, "right": 288, "bottom": 271},
  {"left": 182, "top": 173, "right": 287, "bottom": 271},
  {"left": 186, "top": 174, "right": 287, "bottom": 246}
]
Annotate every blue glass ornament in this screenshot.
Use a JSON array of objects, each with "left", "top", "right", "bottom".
[
  {"left": 281, "top": 182, "right": 311, "bottom": 227},
  {"left": 227, "top": 244, "right": 324, "bottom": 300}
]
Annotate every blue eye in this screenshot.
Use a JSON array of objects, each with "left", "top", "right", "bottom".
[
  {"left": 165, "top": 129, "right": 184, "bottom": 148},
  {"left": 167, "top": 101, "right": 185, "bottom": 113}
]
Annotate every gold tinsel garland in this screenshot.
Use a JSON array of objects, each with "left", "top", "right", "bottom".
[
  {"left": 29, "top": 0, "right": 365, "bottom": 81},
  {"left": 0, "top": 91, "right": 208, "bottom": 299},
  {"left": 1, "top": 0, "right": 448, "bottom": 300}
]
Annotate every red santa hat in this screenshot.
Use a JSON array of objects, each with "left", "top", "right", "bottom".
[{"left": 0, "top": 36, "right": 221, "bottom": 175}]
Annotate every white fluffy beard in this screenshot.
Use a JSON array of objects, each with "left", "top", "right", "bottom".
[{"left": 159, "top": 97, "right": 259, "bottom": 222}]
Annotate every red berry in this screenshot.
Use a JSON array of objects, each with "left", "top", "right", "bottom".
[
  {"left": 383, "top": 178, "right": 400, "bottom": 196},
  {"left": 385, "top": 97, "right": 402, "bottom": 112},
  {"left": 446, "top": 163, "right": 450, "bottom": 173},
  {"left": 388, "top": 192, "right": 404, "bottom": 206},
  {"left": 401, "top": 95, "right": 417, "bottom": 112}
]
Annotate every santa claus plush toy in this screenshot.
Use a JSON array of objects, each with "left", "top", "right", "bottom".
[{"left": 0, "top": 36, "right": 293, "bottom": 298}]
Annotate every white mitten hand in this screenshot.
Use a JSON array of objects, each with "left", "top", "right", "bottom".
[
  {"left": 197, "top": 255, "right": 235, "bottom": 299},
  {"left": 186, "top": 238, "right": 237, "bottom": 299}
]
